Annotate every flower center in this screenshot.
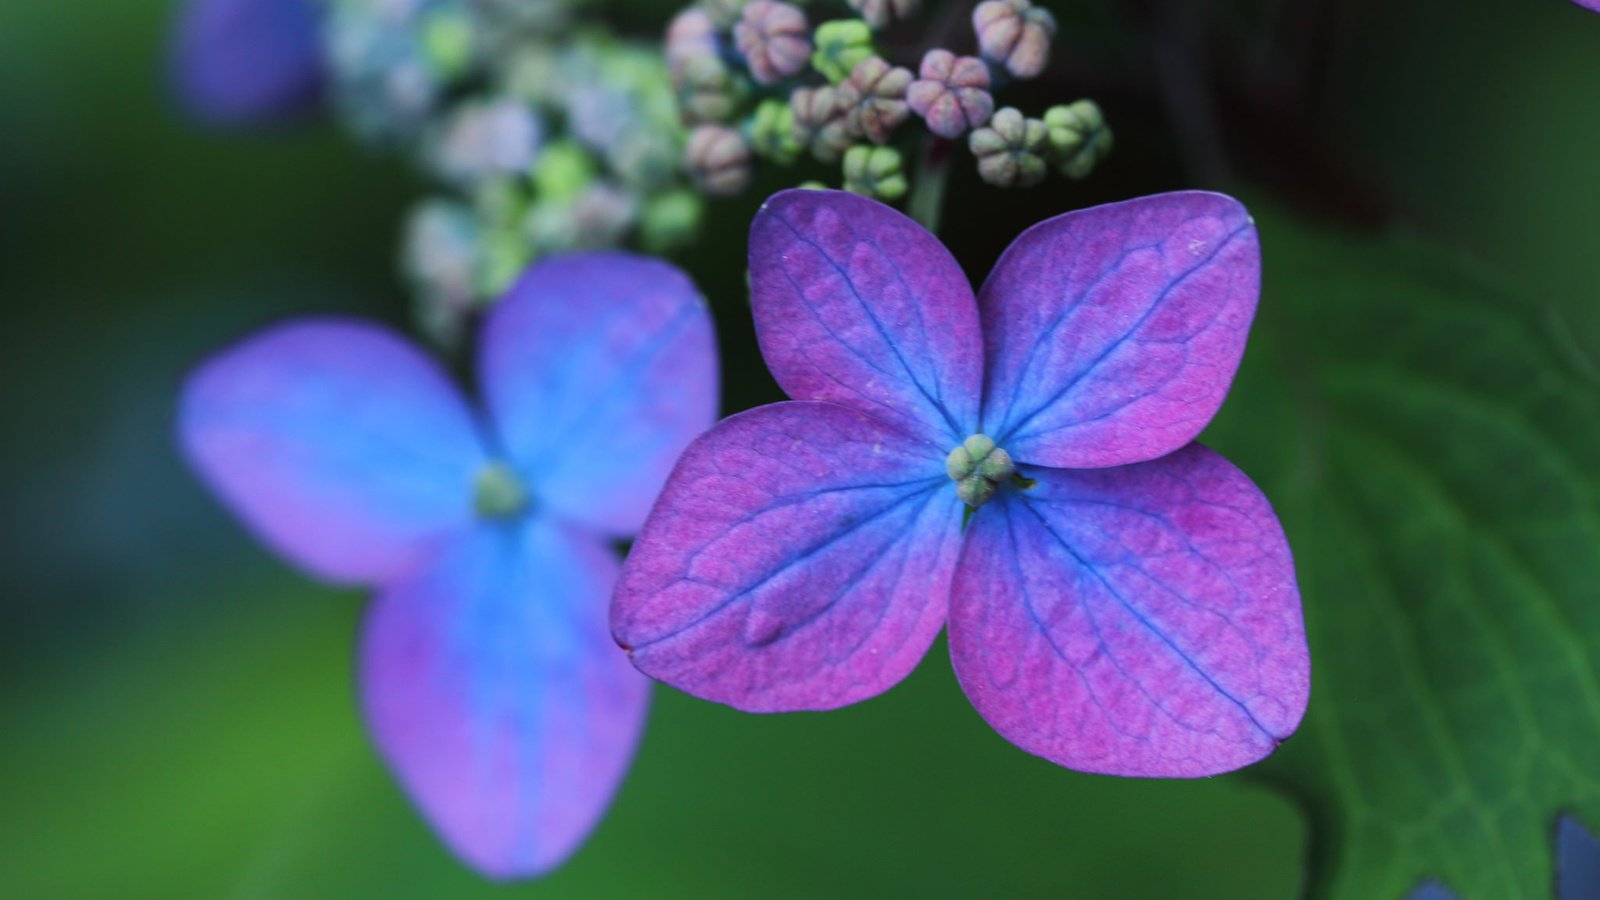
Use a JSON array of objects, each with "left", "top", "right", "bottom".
[
  {"left": 473, "top": 461, "right": 529, "bottom": 519},
  {"left": 945, "top": 433, "right": 1015, "bottom": 507}
]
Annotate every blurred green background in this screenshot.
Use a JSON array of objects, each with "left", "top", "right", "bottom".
[{"left": 2, "top": 0, "right": 1597, "bottom": 896}]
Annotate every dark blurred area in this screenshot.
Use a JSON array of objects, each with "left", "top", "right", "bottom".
[{"left": 2, "top": 0, "right": 1597, "bottom": 895}]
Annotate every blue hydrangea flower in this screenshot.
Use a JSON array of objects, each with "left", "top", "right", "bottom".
[
  {"left": 178, "top": 253, "right": 718, "bottom": 877},
  {"left": 170, "top": 0, "right": 325, "bottom": 126}
]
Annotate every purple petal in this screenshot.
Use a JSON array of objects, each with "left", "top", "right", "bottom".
[
  {"left": 479, "top": 252, "right": 719, "bottom": 537},
  {"left": 611, "top": 401, "right": 961, "bottom": 711},
  {"left": 979, "top": 192, "right": 1260, "bottom": 469},
  {"left": 178, "top": 318, "right": 487, "bottom": 585},
  {"left": 949, "top": 444, "right": 1308, "bottom": 776},
  {"left": 749, "top": 189, "right": 983, "bottom": 443},
  {"left": 360, "top": 519, "right": 649, "bottom": 880},
  {"left": 170, "top": 0, "right": 324, "bottom": 127}
]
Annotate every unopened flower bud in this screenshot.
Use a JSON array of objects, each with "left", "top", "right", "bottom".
[
  {"left": 947, "top": 434, "right": 1014, "bottom": 507},
  {"left": 811, "top": 19, "right": 875, "bottom": 84},
  {"left": 846, "top": 0, "right": 919, "bottom": 30},
  {"left": 640, "top": 188, "right": 704, "bottom": 252},
  {"left": 906, "top": 49, "right": 993, "bottom": 139},
  {"left": 700, "top": 0, "right": 748, "bottom": 29},
  {"left": 678, "top": 53, "right": 745, "bottom": 123},
  {"left": 1042, "top": 100, "right": 1112, "bottom": 179},
  {"left": 403, "top": 200, "right": 480, "bottom": 347},
  {"left": 974, "top": 0, "right": 1056, "bottom": 79},
  {"left": 477, "top": 223, "right": 534, "bottom": 297},
  {"left": 420, "top": 6, "right": 476, "bottom": 80},
  {"left": 790, "top": 85, "right": 851, "bottom": 162},
  {"left": 749, "top": 99, "right": 801, "bottom": 164},
  {"left": 684, "top": 124, "right": 752, "bottom": 195},
  {"left": 734, "top": 0, "right": 812, "bottom": 84},
  {"left": 431, "top": 98, "right": 542, "bottom": 184},
  {"left": 842, "top": 144, "right": 907, "bottom": 200},
  {"left": 533, "top": 139, "right": 596, "bottom": 202},
  {"left": 956, "top": 474, "right": 997, "bottom": 507},
  {"left": 666, "top": 7, "right": 719, "bottom": 81},
  {"left": 837, "top": 56, "right": 912, "bottom": 144},
  {"left": 571, "top": 182, "right": 640, "bottom": 247},
  {"left": 969, "top": 106, "right": 1047, "bottom": 187}
]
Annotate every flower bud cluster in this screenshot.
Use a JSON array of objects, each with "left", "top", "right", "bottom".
[
  {"left": 661, "top": 0, "right": 1110, "bottom": 205},
  {"left": 321, "top": 1, "right": 703, "bottom": 346}
]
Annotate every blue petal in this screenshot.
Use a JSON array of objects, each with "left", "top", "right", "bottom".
[
  {"left": 179, "top": 318, "right": 487, "bottom": 585},
  {"left": 170, "top": 0, "right": 323, "bottom": 127},
  {"left": 359, "top": 518, "right": 650, "bottom": 879},
  {"left": 478, "top": 252, "right": 719, "bottom": 536}
]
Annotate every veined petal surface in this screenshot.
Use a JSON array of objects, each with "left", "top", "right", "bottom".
[
  {"left": 171, "top": 0, "right": 323, "bottom": 126},
  {"left": 749, "top": 190, "right": 983, "bottom": 442},
  {"left": 612, "top": 401, "right": 962, "bottom": 712},
  {"left": 179, "top": 318, "right": 486, "bottom": 585},
  {"left": 360, "top": 519, "right": 649, "bottom": 880},
  {"left": 479, "top": 252, "right": 718, "bottom": 536},
  {"left": 980, "top": 192, "right": 1260, "bottom": 469},
  {"left": 949, "top": 444, "right": 1308, "bottom": 777}
]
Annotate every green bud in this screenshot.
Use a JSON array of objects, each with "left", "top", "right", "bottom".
[
  {"left": 640, "top": 189, "right": 705, "bottom": 252},
  {"left": 421, "top": 8, "right": 475, "bottom": 80},
  {"left": 477, "top": 225, "right": 534, "bottom": 298},
  {"left": 797, "top": 180, "right": 830, "bottom": 190},
  {"left": 842, "top": 144, "right": 906, "bottom": 200},
  {"left": 963, "top": 433, "right": 997, "bottom": 460},
  {"left": 1042, "top": 100, "right": 1112, "bottom": 180},
  {"left": 977, "top": 446, "right": 1015, "bottom": 480},
  {"left": 678, "top": 54, "right": 747, "bottom": 124},
  {"left": 533, "top": 141, "right": 597, "bottom": 203},
  {"left": 948, "top": 434, "right": 1014, "bottom": 507},
  {"left": 946, "top": 445, "right": 975, "bottom": 480},
  {"left": 956, "top": 474, "right": 997, "bottom": 507},
  {"left": 811, "top": 20, "right": 875, "bottom": 83},
  {"left": 969, "top": 107, "right": 1048, "bottom": 188},
  {"left": 474, "top": 461, "right": 529, "bottom": 519},
  {"left": 749, "top": 99, "right": 801, "bottom": 165}
]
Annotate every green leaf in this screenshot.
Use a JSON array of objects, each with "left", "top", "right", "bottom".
[{"left": 1207, "top": 208, "right": 1600, "bottom": 899}]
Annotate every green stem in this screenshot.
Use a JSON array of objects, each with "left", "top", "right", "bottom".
[{"left": 908, "top": 135, "right": 952, "bottom": 234}]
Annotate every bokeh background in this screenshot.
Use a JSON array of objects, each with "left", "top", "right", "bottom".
[{"left": 3, "top": 0, "right": 1598, "bottom": 896}]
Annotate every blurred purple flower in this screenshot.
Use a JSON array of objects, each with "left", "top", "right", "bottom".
[
  {"left": 170, "top": 0, "right": 325, "bottom": 126},
  {"left": 612, "top": 190, "right": 1310, "bottom": 778},
  {"left": 179, "top": 254, "right": 718, "bottom": 878}
]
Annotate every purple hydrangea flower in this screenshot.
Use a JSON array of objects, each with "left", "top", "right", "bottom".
[
  {"left": 170, "top": 0, "right": 324, "bottom": 126},
  {"left": 612, "top": 190, "right": 1310, "bottom": 777},
  {"left": 179, "top": 254, "right": 718, "bottom": 877}
]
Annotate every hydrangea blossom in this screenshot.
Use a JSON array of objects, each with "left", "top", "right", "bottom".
[
  {"left": 612, "top": 190, "right": 1309, "bottom": 777},
  {"left": 179, "top": 253, "right": 717, "bottom": 876},
  {"left": 170, "top": 0, "right": 324, "bottom": 126}
]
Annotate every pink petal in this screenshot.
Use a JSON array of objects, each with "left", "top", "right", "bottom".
[
  {"left": 612, "top": 401, "right": 962, "bottom": 711},
  {"left": 749, "top": 189, "right": 983, "bottom": 443},
  {"left": 979, "top": 192, "right": 1261, "bottom": 469},
  {"left": 949, "top": 444, "right": 1308, "bottom": 776}
]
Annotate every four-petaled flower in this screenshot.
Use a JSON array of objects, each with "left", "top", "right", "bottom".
[
  {"left": 179, "top": 254, "right": 718, "bottom": 877},
  {"left": 612, "top": 190, "right": 1309, "bottom": 778}
]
